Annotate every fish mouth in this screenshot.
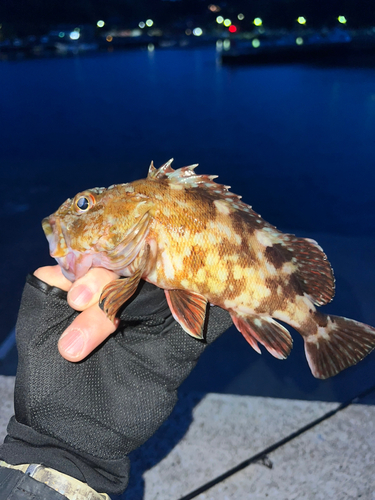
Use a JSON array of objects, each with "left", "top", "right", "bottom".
[{"left": 42, "top": 216, "right": 92, "bottom": 281}]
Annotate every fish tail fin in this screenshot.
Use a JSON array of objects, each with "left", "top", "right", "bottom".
[{"left": 303, "top": 313, "right": 375, "bottom": 379}]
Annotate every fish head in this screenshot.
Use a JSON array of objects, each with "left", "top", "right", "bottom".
[{"left": 42, "top": 184, "right": 152, "bottom": 281}]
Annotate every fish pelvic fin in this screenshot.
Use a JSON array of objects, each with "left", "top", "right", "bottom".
[
  {"left": 100, "top": 245, "right": 150, "bottom": 322},
  {"left": 303, "top": 313, "right": 375, "bottom": 379},
  {"left": 165, "top": 289, "right": 208, "bottom": 339},
  {"left": 231, "top": 314, "right": 293, "bottom": 359}
]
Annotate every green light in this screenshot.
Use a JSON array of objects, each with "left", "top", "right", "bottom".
[
  {"left": 252, "top": 38, "right": 260, "bottom": 48},
  {"left": 296, "top": 37, "right": 303, "bottom": 45},
  {"left": 97, "top": 20, "right": 105, "bottom": 28},
  {"left": 216, "top": 16, "right": 224, "bottom": 24},
  {"left": 338, "top": 16, "right": 347, "bottom": 24},
  {"left": 223, "top": 18, "right": 232, "bottom": 27},
  {"left": 297, "top": 16, "right": 306, "bottom": 25},
  {"left": 253, "top": 18, "right": 262, "bottom": 27}
]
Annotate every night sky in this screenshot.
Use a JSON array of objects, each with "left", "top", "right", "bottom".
[{"left": 2, "top": 0, "right": 375, "bottom": 36}]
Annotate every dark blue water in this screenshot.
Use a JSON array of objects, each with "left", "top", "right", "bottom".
[{"left": 1, "top": 48, "right": 375, "bottom": 402}]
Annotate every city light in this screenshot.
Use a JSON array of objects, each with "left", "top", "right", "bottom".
[
  {"left": 237, "top": 13, "right": 245, "bottom": 21},
  {"left": 228, "top": 25, "right": 237, "bottom": 33},
  {"left": 216, "top": 16, "right": 224, "bottom": 24},
  {"left": 97, "top": 20, "right": 105, "bottom": 28},
  {"left": 297, "top": 17, "right": 307, "bottom": 25},
  {"left": 185, "top": 29, "right": 192, "bottom": 35},
  {"left": 296, "top": 37, "right": 304, "bottom": 45},
  {"left": 252, "top": 38, "right": 260, "bottom": 48},
  {"left": 223, "top": 19, "right": 232, "bottom": 27},
  {"left": 223, "top": 39, "right": 231, "bottom": 50},
  {"left": 338, "top": 16, "right": 347, "bottom": 24},
  {"left": 253, "top": 18, "right": 262, "bottom": 26},
  {"left": 138, "top": 21, "right": 145, "bottom": 29},
  {"left": 69, "top": 31, "right": 80, "bottom": 40},
  {"left": 193, "top": 27, "right": 203, "bottom": 37},
  {"left": 106, "top": 35, "right": 113, "bottom": 42},
  {"left": 148, "top": 43, "right": 155, "bottom": 52},
  {"left": 58, "top": 32, "right": 65, "bottom": 38},
  {"left": 146, "top": 19, "right": 154, "bottom": 27},
  {"left": 208, "top": 4, "right": 220, "bottom": 13}
]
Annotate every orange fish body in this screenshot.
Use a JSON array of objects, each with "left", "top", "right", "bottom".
[{"left": 43, "top": 160, "right": 375, "bottom": 379}]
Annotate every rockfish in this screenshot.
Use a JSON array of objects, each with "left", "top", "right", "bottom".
[{"left": 42, "top": 160, "right": 375, "bottom": 379}]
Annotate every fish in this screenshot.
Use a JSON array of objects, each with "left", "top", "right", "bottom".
[{"left": 42, "top": 159, "right": 375, "bottom": 379}]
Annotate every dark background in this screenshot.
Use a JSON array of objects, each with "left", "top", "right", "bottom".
[
  {"left": 1, "top": 0, "right": 374, "bottom": 405},
  {"left": 2, "top": 0, "right": 375, "bottom": 36}
]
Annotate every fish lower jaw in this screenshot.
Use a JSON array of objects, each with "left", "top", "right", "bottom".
[{"left": 55, "top": 251, "right": 94, "bottom": 282}]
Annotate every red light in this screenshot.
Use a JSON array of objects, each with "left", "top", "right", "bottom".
[{"left": 228, "top": 25, "right": 237, "bottom": 33}]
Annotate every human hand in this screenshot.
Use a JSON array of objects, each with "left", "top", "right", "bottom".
[
  {"left": 33, "top": 266, "right": 120, "bottom": 361},
  {"left": 2, "top": 268, "right": 233, "bottom": 495}
]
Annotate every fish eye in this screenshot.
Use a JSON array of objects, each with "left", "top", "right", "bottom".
[
  {"left": 77, "top": 197, "right": 89, "bottom": 211},
  {"left": 74, "top": 193, "right": 95, "bottom": 213}
]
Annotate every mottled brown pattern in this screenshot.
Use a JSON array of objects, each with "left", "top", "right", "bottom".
[{"left": 265, "top": 243, "right": 292, "bottom": 269}]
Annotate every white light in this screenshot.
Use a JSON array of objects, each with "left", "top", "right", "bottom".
[
  {"left": 216, "top": 16, "right": 224, "bottom": 24},
  {"left": 69, "top": 31, "right": 80, "bottom": 40},
  {"left": 216, "top": 39, "right": 223, "bottom": 50},
  {"left": 139, "top": 21, "right": 145, "bottom": 28},
  {"left": 223, "top": 18, "right": 231, "bottom": 27},
  {"left": 252, "top": 38, "right": 260, "bottom": 48},
  {"left": 297, "top": 16, "right": 306, "bottom": 25},
  {"left": 193, "top": 27, "right": 203, "bottom": 37},
  {"left": 146, "top": 19, "right": 153, "bottom": 27},
  {"left": 148, "top": 43, "right": 155, "bottom": 52},
  {"left": 253, "top": 18, "right": 262, "bottom": 26},
  {"left": 97, "top": 20, "right": 105, "bottom": 28},
  {"left": 296, "top": 37, "right": 304, "bottom": 45},
  {"left": 238, "top": 13, "right": 245, "bottom": 21},
  {"left": 338, "top": 16, "right": 347, "bottom": 24},
  {"left": 223, "top": 39, "right": 231, "bottom": 50}
]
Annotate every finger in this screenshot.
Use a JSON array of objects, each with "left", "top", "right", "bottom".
[
  {"left": 67, "top": 268, "right": 119, "bottom": 311},
  {"left": 34, "top": 266, "right": 72, "bottom": 292},
  {"left": 58, "top": 304, "right": 119, "bottom": 361}
]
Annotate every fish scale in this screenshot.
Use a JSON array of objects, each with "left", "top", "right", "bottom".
[{"left": 42, "top": 159, "right": 375, "bottom": 379}]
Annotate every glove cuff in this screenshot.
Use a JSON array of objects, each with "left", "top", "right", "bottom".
[{"left": 0, "top": 461, "right": 110, "bottom": 500}]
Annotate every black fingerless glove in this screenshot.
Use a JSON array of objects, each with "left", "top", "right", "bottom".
[{"left": 0, "top": 275, "right": 232, "bottom": 495}]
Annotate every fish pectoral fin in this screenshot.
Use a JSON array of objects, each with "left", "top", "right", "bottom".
[
  {"left": 165, "top": 289, "right": 208, "bottom": 339},
  {"left": 100, "top": 270, "right": 143, "bottom": 322},
  {"left": 231, "top": 314, "right": 293, "bottom": 359},
  {"left": 100, "top": 245, "right": 150, "bottom": 322}
]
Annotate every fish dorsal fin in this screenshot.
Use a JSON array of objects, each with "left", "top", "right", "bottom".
[
  {"left": 148, "top": 159, "right": 176, "bottom": 179},
  {"left": 164, "top": 289, "right": 208, "bottom": 339},
  {"left": 284, "top": 235, "right": 335, "bottom": 306},
  {"left": 147, "top": 159, "right": 265, "bottom": 222}
]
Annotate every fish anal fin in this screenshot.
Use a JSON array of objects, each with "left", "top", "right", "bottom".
[
  {"left": 231, "top": 314, "right": 293, "bottom": 359},
  {"left": 165, "top": 289, "right": 207, "bottom": 339},
  {"left": 304, "top": 314, "right": 375, "bottom": 379},
  {"left": 231, "top": 315, "right": 261, "bottom": 354}
]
